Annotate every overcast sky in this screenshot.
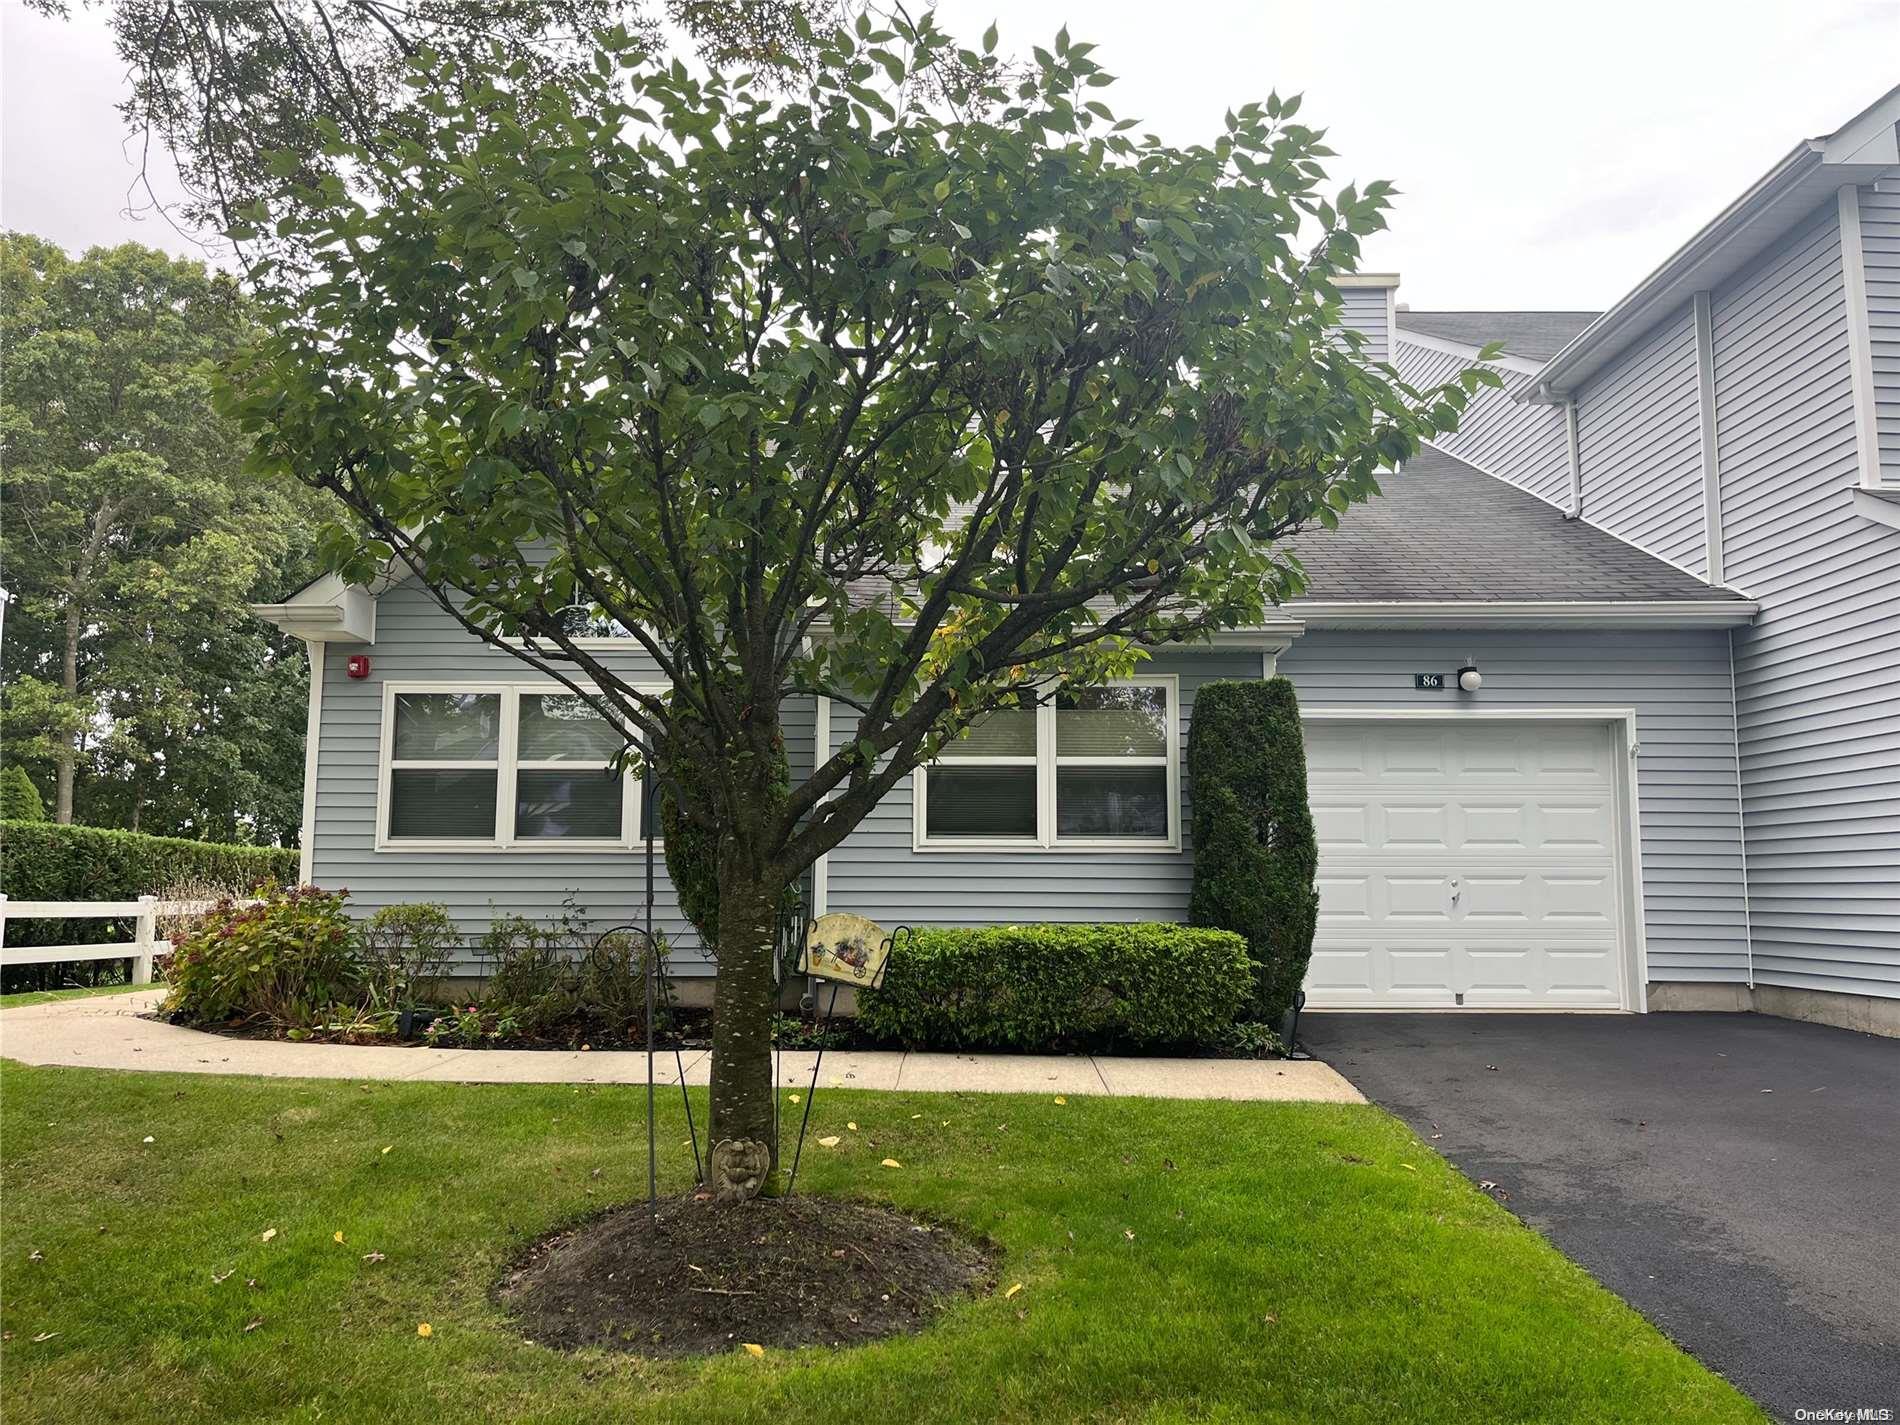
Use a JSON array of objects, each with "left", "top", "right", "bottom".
[{"left": 4, "top": 0, "right": 1897, "bottom": 310}]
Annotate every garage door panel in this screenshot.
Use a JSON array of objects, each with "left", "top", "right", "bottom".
[
  {"left": 1306, "top": 944, "right": 1375, "bottom": 995},
  {"left": 1302, "top": 719, "right": 1629, "bottom": 1011},
  {"left": 1312, "top": 803, "right": 1370, "bottom": 849},
  {"left": 1387, "top": 876, "right": 1456, "bottom": 922},
  {"left": 1544, "top": 874, "right": 1619, "bottom": 924},
  {"left": 1463, "top": 944, "right": 1539, "bottom": 999},
  {"left": 1463, "top": 803, "right": 1532, "bottom": 848},
  {"left": 1313, "top": 794, "right": 1616, "bottom": 857},
  {"left": 1314, "top": 874, "right": 1372, "bottom": 923},
  {"left": 1534, "top": 725, "right": 1613, "bottom": 776},
  {"left": 1307, "top": 936, "right": 1622, "bottom": 1008},
  {"left": 1387, "top": 946, "right": 1458, "bottom": 998},
  {"left": 1543, "top": 802, "right": 1617, "bottom": 850},
  {"left": 1382, "top": 728, "right": 1452, "bottom": 774}
]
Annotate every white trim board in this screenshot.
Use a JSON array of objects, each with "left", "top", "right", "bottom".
[
  {"left": 1393, "top": 326, "right": 1546, "bottom": 378},
  {"left": 1693, "top": 290, "right": 1727, "bottom": 583},
  {"left": 298, "top": 641, "right": 325, "bottom": 886},
  {"left": 1839, "top": 184, "right": 1888, "bottom": 491},
  {"left": 1300, "top": 706, "right": 1651, "bottom": 1013}
]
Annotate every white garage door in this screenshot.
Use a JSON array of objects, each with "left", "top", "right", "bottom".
[{"left": 1302, "top": 718, "right": 1629, "bottom": 1010}]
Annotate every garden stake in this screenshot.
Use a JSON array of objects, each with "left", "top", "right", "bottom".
[
  {"left": 643, "top": 748, "right": 657, "bottom": 1219},
  {"left": 783, "top": 926, "right": 904, "bottom": 1202},
  {"left": 781, "top": 979, "right": 842, "bottom": 1201}
]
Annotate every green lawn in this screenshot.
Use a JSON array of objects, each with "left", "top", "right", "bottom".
[
  {"left": 0, "top": 983, "right": 153, "bottom": 1009},
  {"left": 0, "top": 1061, "right": 1761, "bottom": 1424}
]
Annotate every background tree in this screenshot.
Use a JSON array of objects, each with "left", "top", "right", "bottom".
[
  {"left": 30, "top": 0, "right": 850, "bottom": 239},
  {"left": 232, "top": 14, "right": 1490, "bottom": 1195},
  {"left": 0, "top": 235, "right": 327, "bottom": 840}
]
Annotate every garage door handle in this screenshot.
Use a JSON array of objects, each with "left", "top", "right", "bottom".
[{"left": 1449, "top": 878, "right": 1461, "bottom": 905}]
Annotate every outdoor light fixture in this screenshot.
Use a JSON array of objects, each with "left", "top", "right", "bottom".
[{"left": 1457, "top": 663, "right": 1483, "bottom": 693}]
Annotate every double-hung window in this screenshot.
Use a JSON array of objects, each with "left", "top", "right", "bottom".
[
  {"left": 379, "top": 685, "right": 637, "bottom": 849},
  {"left": 916, "top": 677, "right": 1179, "bottom": 849}
]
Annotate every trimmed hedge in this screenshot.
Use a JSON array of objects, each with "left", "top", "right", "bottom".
[
  {"left": 0, "top": 821, "right": 300, "bottom": 949},
  {"left": 1186, "top": 678, "right": 1320, "bottom": 1023},
  {"left": 854, "top": 923, "right": 1253, "bottom": 1052}
]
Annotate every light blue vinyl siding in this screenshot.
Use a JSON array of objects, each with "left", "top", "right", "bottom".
[
  {"left": 1574, "top": 303, "right": 1708, "bottom": 576},
  {"left": 1338, "top": 284, "right": 1392, "bottom": 362},
  {"left": 818, "top": 632, "right": 1749, "bottom": 986},
  {"left": 1279, "top": 630, "right": 1752, "bottom": 986},
  {"left": 307, "top": 578, "right": 816, "bottom": 968},
  {"left": 1712, "top": 199, "right": 1900, "bottom": 1001},
  {"left": 1863, "top": 174, "right": 1900, "bottom": 480},
  {"left": 1394, "top": 336, "right": 1572, "bottom": 506}
]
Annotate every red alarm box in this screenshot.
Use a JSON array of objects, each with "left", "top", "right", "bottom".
[{"left": 346, "top": 654, "right": 372, "bottom": 680}]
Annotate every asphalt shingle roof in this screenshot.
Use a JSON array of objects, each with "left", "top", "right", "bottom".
[
  {"left": 1282, "top": 445, "right": 1747, "bottom": 604},
  {"left": 1395, "top": 310, "right": 1600, "bottom": 362}
]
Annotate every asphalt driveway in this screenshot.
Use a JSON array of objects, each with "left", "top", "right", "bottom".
[{"left": 1301, "top": 1010, "right": 1900, "bottom": 1423}]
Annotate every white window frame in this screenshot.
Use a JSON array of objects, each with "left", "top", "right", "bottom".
[
  {"left": 913, "top": 675, "right": 1181, "bottom": 852},
  {"left": 375, "top": 679, "right": 653, "bottom": 853}
]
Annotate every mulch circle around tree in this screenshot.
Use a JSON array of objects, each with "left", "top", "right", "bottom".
[{"left": 496, "top": 1194, "right": 997, "bottom": 1357}]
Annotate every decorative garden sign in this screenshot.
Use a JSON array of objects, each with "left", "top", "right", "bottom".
[{"left": 800, "top": 913, "right": 896, "bottom": 990}]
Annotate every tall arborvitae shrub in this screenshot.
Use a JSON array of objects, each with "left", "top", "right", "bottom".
[
  {"left": 1187, "top": 678, "right": 1319, "bottom": 1023},
  {"left": 0, "top": 766, "right": 47, "bottom": 822}
]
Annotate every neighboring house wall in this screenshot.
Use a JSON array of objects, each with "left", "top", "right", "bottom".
[
  {"left": 1863, "top": 173, "right": 1900, "bottom": 480},
  {"left": 1279, "top": 629, "right": 1752, "bottom": 986},
  {"left": 1711, "top": 198, "right": 1900, "bottom": 1001},
  {"left": 822, "top": 650, "right": 1259, "bottom": 929},
  {"left": 307, "top": 578, "right": 817, "bottom": 968},
  {"left": 1392, "top": 337, "right": 1571, "bottom": 506},
  {"left": 1573, "top": 303, "right": 1709, "bottom": 576}
]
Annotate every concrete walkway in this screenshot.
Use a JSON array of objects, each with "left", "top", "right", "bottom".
[{"left": 0, "top": 991, "right": 1362, "bottom": 1103}]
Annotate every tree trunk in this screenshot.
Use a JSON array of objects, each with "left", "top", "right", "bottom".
[
  {"left": 55, "top": 601, "right": 80, "bottom": 824},
  {"left": 705, "top": 848, "right": 787, "bottom": 1202}
]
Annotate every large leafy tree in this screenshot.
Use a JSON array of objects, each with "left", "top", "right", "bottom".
[
  {"left": 0, "top": 235, "right": 326, "bottom": 840},
  {"left": 232, "top": 14, "right": 1485, "bottom": 1195},
  {"left": 32, "top": 0, "right": 849, "bottom": 237}
]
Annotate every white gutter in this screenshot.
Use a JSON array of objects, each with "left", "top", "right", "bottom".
[
  {"left": 251, "top": 584, "right": 377, "bottom": 643},
  {"left": 1287, "top": 599, "right": 1758, "bottom": 630}
]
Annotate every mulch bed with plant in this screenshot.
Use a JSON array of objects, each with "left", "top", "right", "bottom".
[
  {"left": 151, "top": 888, "right": 1292, "bottom": 1059},
  {"left": 498, "top": 1195, "right": 994, "bottom": 1357}
]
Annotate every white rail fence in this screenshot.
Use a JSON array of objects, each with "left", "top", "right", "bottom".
[{"left": 0, "top": 896, "right": 244, "bottom": 984}]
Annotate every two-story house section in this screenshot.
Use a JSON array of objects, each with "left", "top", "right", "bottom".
[{"left": 1391, "top": 85, "right": 1900, "bottom": 1034}]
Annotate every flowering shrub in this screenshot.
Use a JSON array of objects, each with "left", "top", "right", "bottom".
[
  {"left": 424, "top": 1004, "right": 519, "bottom": 1048},
  {"left": 162, "top": 886, "right": 365, "bottom": 1028},
  {"left": 361, "top": 901, "right": 459, "bottom": 1009}
]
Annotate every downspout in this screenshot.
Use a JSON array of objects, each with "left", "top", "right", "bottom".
[{"left": 1563, "top": 397, "right": 1583, "bottom": 519}]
